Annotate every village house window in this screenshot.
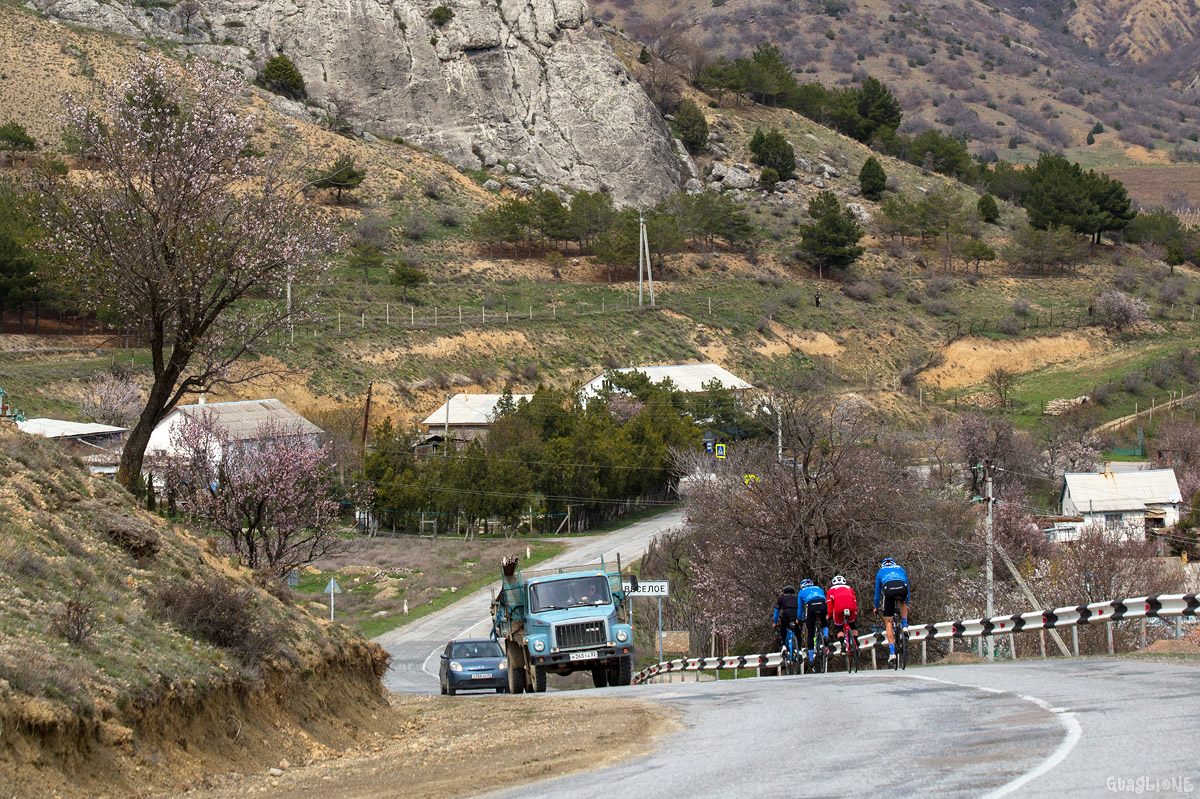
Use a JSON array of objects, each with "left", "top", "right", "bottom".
[{"left": 1104, "top": 513, "right": 1123, "bottom": 528}]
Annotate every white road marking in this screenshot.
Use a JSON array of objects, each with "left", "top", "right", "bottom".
[{"left": 905, "top": 673, "right": 1082, "bottom": 797}]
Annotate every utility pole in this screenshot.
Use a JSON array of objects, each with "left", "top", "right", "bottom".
[
  {"left": 361, "top": 381, "right": 373, "bottom": 452},
  {"left": 443, "top": 392, "right": 452, "bottom": 457},
  {"left": 637, "top": 213, "right": 645, "bottom": 307},
  {"left": 984, "top": 459, "right": 994, "bottom": 662}
]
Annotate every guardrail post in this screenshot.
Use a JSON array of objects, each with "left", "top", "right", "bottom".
[
  {"left": 921, "top": 640, "right": 927, "bottom": 665},
  {"left": 871, "top": 648, "right": 877, "bottom": 670},
  {"left": 1040, "top": 630, "right": 1047, "bottom": 659},
  {"left": 1008, "top": 633, "right": 1017, "bottom": 660},
  {"left": 1107, "top": 621, "right": 1115, "bottom": 655},
  {"left": 949, "top": 638, "right": 954, "bottom": 655},
  {"left": 1073, "top": 626, "right": 1079, "bottom": 656},
  {"left": 1176, "top": 617, "right": 1183, "bottom": 640},
  {"left": 1140, "top": 618, "right": 1147, "bottom": 650}
]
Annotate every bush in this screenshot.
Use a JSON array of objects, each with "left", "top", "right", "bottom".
[
  {"left": 519, "top": 363, "right": 540, "bottom": 381},
  {"left": 925, "top": 274, "right": 955, "bottom": 296},
  {"left": 423, "top": 179, "right": 444, "bottom": 200},
  {"left": 437, "top": 206, "right": 460, "bottom": 227},
  {"left": 403, "top": 213, "right": 429, "bottom": 240},
  {"left": 1123, "top": 371, "right": 1145, "bottom": 394},
  {"left": 749, "top": 127, "right": 796, "bottom": 179},
  {"left": 842, "top": 280, "right": 879, "bottom": 302},
  {"left": 428, "top": 5, "right": 454, "bottom": 24},
  {"left": 1091, "top": 382, "right": 1112, "bottom": 405},
  {"left": 51, "top": 581, "right": 99, "bottom": 645},
  {"left": 1012, "top": 296, "right": 1032, "bottom": 317},
  {"left": 1150, "top": 358, "right": 1176, "bottom": 387},
  {"left": 858, "top": 156, "right": 887, "bottom": 200},
  {"left": 150, "top": 576, "right": 278, "bottom": 664},
  {"left": 998, "top": 315, "right": 1021, "bottom": 335},
  {"left": 879, "top": 272, "right": 903, "bottom": 297},
  {"left": 759, "top": 167, "right": 779, "bottom": 190},
  {"left": 922, "top": 298, "right": 959, "bottom": 316},
  {"left": 1096, "top": 288, "right": 1148, "bottom": 330},
  {"left": 261, "top": 54, "right": 305, "bottom": 99},
  {"left": 905, "top": 288, "right": 923, "bottom": 304}
]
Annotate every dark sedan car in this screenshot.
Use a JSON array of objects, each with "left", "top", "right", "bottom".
[{"left": 439, "top": 638, "right": 508, "bottom": 695}]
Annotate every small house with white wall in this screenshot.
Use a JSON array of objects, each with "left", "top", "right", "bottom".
[
  {"left": 580, "top": 363, "right": 753, "bottom": 399},
  {"left": 1059, "top": 468, "right": 1183, "bottom": 540},
  {"left": 421, "top": 393, "right": 533, "bottom": 441},
  {"left": 146, "top": 398, "right": 323, "bottom": 459}
]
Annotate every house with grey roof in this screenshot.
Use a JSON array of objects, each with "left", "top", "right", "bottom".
[
  {"left": 1058, "top": 468, "right": 1183, "bottom": 541},
  {"left": 146, "top": 398, "right": 323, "bottom": 460}
]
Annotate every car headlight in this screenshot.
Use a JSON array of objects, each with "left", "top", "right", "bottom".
[
  {"left": 533, "top": 639, "right": 545, "bottom": 652},
  {"left": 499, "top": 659, "right": 507, "bottom": 670},
  {"left": 616, "top": 629, "right": 629, "bottom": 642},
  {"left": 450, "top": 661, "right": 463, "bottom": 672}
]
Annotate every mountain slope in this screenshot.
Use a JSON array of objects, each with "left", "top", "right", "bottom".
[{"left": 32, "top": 0, "right": 683, "bottom": 204}]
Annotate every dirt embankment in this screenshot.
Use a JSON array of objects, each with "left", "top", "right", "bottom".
[{"left": 179, "top": 694, "right": 670, "bottom": 799}]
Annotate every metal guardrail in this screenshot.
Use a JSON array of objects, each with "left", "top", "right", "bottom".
[{"left": 633, "top": 593, "right": 1199, "bottom": 684}]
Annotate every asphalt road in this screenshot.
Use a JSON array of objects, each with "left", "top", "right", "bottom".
[
  {"left": 481, "top": 658, "right": 1200, "bottom": 799},
  {"left": 374, "top": 509, "right": 684, "bottom": 694}
]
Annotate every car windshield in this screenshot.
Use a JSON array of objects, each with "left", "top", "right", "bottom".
[
  {"left": 529, "top": 576, "right": 612, "bottom": 612},
  {"left": 451, "top": 641, "right": 503, "bottom": 659}
]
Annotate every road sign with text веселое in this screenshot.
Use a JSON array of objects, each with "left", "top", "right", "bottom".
[
  {"left": 715, "top": 444, "right": 726, "bottom": 459},
  {"left": 622, "top": 580, "right": 669, "bottom": 597}
]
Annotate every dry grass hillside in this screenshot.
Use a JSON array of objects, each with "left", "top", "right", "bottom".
[{"left": 0, "top": 429, "right": 394, "bottom": 796}]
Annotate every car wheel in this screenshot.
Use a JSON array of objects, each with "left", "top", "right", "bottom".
[
  {"left": 447, "top": 683, "right": 456, "bottom": 696},
  {"left": 440, "top": 682, "right": 447, "bottom": 695},
  {"left": 496, "top": 687, "right": 506, "bottom": 694}
]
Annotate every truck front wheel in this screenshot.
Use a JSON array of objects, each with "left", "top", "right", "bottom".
[
  {"left": 591, "top": 665, "right": 609, "bottom": 688},
  {"left": 531, "top": 664, "right": 547, "bottom": 693},
  {"left": 607, "top": 655, "right": 632, "bottom": 686}
]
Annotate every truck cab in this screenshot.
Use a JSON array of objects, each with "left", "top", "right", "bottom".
[{"left": 491, "top": 560, "right": 634, "bottom": 693}]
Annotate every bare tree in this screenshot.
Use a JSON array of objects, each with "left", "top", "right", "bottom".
[
  {"left": 178, "top": 0, "right": 203, "bottom": 33},
  {"left": 38, "top": 55, "right": 335, "bottom": 492},
  {"left": 79, "top": 372, "right": 143, "bottom": 427},
  {"left": 984, "top": 366, "right": 1017, "bottom": 408}
]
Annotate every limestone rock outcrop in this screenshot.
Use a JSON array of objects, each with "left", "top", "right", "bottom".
[{"left": 34, "top": 0, "right": 684, "bottom": 205}]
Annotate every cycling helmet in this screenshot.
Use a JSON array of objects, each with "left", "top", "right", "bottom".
[
  {"left": 880, "top": 558, "right": 897, "bottom": 568},
  {"left": 799, "top": 579, "right": 814, "bottom": 589},
  {"left": 831, "top": 575, "right": 847, "bottom": 587},
  {"left": 782, "top": 585, "right": 796, "bottom": 595}
]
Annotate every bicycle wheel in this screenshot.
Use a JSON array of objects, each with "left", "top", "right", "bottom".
[
  {"left": 816, "top": 630, "right": 827, "bottom": 674},
  {"left": 899, "top": 627, "right": 908, "bottom": 671}
]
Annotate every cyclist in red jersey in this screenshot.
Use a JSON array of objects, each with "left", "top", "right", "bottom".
[{"left": 826, "top": 575, "right": 858, "bottom": 646}]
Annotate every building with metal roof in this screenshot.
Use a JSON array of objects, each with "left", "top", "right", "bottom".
[
  {"left": 421, "top": 393, "right": 533, "bottom": 439},
  {"left": 146, "top": 398, "right": 323, "bottom": 458},
  {"left": 16, "top": 418, "right": 127, "bottom": 442},
  {"left": 1059, "top": 468, "right": 1182, "bottom": 540},
  {"left": 580, "top": 363, "right": 753, "bottom": 398}
]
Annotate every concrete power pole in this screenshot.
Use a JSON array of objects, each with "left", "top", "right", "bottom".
[
  {"left": 984, "top": 459, "right": 994, "bottom": 662},
  {"left": 638, "top": 213, "right": 655, "bottom": 307}
]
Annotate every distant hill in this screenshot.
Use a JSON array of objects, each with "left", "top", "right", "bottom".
[{"left": 592, "top": 0, "right": 1200, "bottom": 166}]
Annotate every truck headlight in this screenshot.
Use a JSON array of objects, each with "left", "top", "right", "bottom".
[
  {"left": 499, "top": 659, "right": 507, "bottom": 670},
  {"left": 533, "top": 639, "right": 545, "bottom": 652},
  {"left": 450, "top": 661, "right": 463, "bottom": 672},
  {"left": 616, "top": 629, "right": 629, "bottom": 642}
]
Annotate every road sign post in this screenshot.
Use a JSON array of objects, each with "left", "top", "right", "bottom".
[
  {"left": 325, "top": 577, "right": 342, "bottom": 621},
  {"left": 623, "top": 580, "right": 669, "bottom": 664}
]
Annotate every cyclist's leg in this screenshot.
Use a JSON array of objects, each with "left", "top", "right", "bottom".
[
  {"left": 804, "top": 613, "right": 817, "bottom": 661},
  {"left": 882, "top": 589, "right": 897, "bottom": 656}
]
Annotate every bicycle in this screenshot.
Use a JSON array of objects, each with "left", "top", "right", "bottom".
[
  {"left": 837, "top": 610, "right": 858, "bottom": 673},
  {"left": 782, "top": 623, "right": 802, "bottom": 675},
  {"left": 810, "top": 625, "right": 828, "bottom": 674},
  {"left": 890, "top": 619, "right": 908, "bottom": 671}
]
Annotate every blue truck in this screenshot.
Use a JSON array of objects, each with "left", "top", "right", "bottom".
[{"left": 491, "top": 555, "right": 635, "bottom": 693}]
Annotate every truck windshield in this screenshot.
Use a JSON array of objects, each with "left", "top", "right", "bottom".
[{"left": 529, "top": 576, "right": 612, "bottom": 612}]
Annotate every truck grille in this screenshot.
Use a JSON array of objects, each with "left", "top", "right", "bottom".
[{"left": 554, "top": 619, "right": 606, "bottom": 650}]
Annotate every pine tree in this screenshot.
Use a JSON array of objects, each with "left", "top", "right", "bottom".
[
  {"left": 798, "top": 191, "right": 864, "bottom": 272},
  {"left": 1086, "top": 131, "right": 1095, "bottom": 146},
  {"left": 675, "top": 99, "right": 709, "bottom": 154},
  {"left": 309, "top": 154, "right": 366, "bottom": 204},
  {"left": 977, "top": 193, "right": 1000, "bottom": 224},
  {"left": 261, "top": 55, "right": 305, "bottom": 99},
  {"left": 858, "top": 156, "right": 887, "bottom": 200},
  {"left": 749, "top": 128, "right": 795, "bottom": 179}
]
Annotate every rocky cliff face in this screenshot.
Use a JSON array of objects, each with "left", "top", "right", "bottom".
[{"left": 34, "top": 0, "right": 683, "bottom": 205}]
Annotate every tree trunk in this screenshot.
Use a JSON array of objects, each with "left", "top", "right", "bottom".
[{"left": 115, "top": 367, "right": 182, "bottom": 491}]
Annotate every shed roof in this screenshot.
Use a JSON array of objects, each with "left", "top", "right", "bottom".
[
  {"left": 16, "top": 418, "right": 127, "bottom": 439},
  {"left": 581, "top": 363, "right": 753, "bottom": 397},
  {"left": 422, "top": 394, "right": 534, "bottom": 427},
  {"left": 1062, "top": 469, "right": 1182, "bottom": 513},
  {"left": 171, "top": 399, "right": 323, "bottom": 440}
]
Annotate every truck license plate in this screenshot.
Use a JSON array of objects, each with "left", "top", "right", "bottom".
[
  {"left": 471, "top": 673, "right": 492, "bottom": 679},
  {"left": 568, "top": 650, "right": 597, "bottom": 661}
]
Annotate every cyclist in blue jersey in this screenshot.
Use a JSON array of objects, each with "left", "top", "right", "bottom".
[
  {"left": 797, "top": 579, "right": 828, "bottom": 665},
  {"left": 772, "top": 585, "right": 799, "bottom": 653},
  {"left": 873, "top": 558, "right": 910, "bottom": 664}
]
